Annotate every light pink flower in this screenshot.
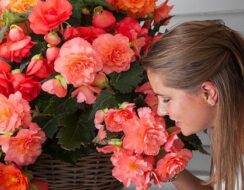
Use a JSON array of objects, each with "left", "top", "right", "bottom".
[
  {"left": 0, "top": 122, "right": 46, "bottom": 166},
  {"left": 71, "top": 85, "right": 101, "bottom": 104},
  {"left": 156, "top": 149, "right": 192, "bottom": 181},
  {"left": 54, "top": 37, "right": 103, "bottom": 87},
  {"left": 0, "top": 91, "right": 31, "bottom": 132},
  {"left": 111, "top": 149, "right": 152, "bottom": 188},
  {"left": 41, "top": 77, "right": 67, "bottom": 98},
  {"left": 123, "top": 107, "right": 168, "bottom": 155},
  {"left": 93, "top": 33, "right": 134, "bottom": 74}
]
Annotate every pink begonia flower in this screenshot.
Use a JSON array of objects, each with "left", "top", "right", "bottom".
[
  {"left": 54, "top": 37, "right": 103, "bottom": 87},
  {"left": 10, "top": 72, "right": 41, "bottom": 101},
  {"left": 164, "top": 127, "right": 184, "bottom": 153},
  {"left": 111, "top": 149, "right": 153, "bottom": 188},
  {"left": 71, "top": 85, "right": 101, "bottom": 104},
  {"left": 123, "top": 107, "right": 168, "bottom": 156},
  {"left": 104, "top": 105, "right": 135, "bottom": 132},
  {"left": 93, "top": 33, "right": 135, "bottom": 74},
  {"left": 0, "top": 91, "right": 31, "bottom": 132},
  {"left": 115, "top": 17, "right": 148, "bottom": 41},
  {"left": 26, "top": 55, "right": 53, "bottom": 79},
  {"left": 41, "top": 76, "right": 67, "bottom": 98},
  {"left": 77, "top": 26, "right": 106, "bottom": 43},
  {"left": 0, "top": 35, "right": 35, "bottom": 63},
  {"left": 0, "top": 122, "right": 46, "bottom": 166},
  {"left": 28, "top": 0, "right": 72, "bottom": 34},
  {"left": 135, "top": 82, "right": 155, "bottom": 95},
  {"left": 155, "top": 149, "right": 192, "bottom": 182}
]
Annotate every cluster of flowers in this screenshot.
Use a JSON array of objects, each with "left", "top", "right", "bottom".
[
  {"left": 94, "top": 101, "right": 192, "bottom": 190},
  {"left": 0, "top": 91, "right": 46, "bottom": 189},
  {"left": 0, "top": 0, "right": 196, "bottom": 189}
]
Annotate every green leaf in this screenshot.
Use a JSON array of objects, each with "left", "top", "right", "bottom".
[
  {"left": 69, "top": 0, "right": 85, "bottom": 20},
  {"left": 90, "top": 89, "right": 117, "bottom": 119},
  {"left": 42, "top": 117, "right": 60, "bottom": 139},
  {"left": 57, "top": 113, "right": 93, "bottom": 151},
  {"left": 93, "top": 0, "right": 109, "bottom": 7},
  {"left": 0, "top": 22, "right": 8, "bottom": 42},
  {"left": 55, "top": 97, "right": 82, "bottom": 115},
  {"left": 109, "top": 61, "right": 145, "bottom": 93}
]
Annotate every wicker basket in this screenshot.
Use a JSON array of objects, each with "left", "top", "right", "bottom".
[{"left": 30, "top": 152, "right": 123, "bottom": 190}]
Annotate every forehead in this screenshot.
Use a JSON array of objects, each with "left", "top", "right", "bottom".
[{"left": 147, "top": 69, "right": 172, "bottom": 95}]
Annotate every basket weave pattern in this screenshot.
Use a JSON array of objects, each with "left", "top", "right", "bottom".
[{"left": 31, "top": 152, "right": 123, "bottom": 190}]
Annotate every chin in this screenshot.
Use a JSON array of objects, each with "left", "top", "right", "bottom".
[{"left": 181, "top": 130, "right": 194, "bottom": 136}]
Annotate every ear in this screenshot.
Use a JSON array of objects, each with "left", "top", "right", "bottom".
[{"left": 200, "top": 81, "right": 218, "bottom": 106}]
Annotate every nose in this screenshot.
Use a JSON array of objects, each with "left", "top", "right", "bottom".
[{"left": 157, "top": 104, "right": 168, "bottom": 116}]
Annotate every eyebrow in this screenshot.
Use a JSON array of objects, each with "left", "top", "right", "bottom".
[{"left": 154, "top": 92, "right": 166, "bottom": 97}]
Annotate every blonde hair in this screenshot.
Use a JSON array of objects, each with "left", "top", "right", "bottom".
[{"left": 143, "top": 20, "right": 244, "bottom": 190}]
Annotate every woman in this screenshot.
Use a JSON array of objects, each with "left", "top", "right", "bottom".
[{"left": 142, "top": 20, "right": 244, "bottom": 190}]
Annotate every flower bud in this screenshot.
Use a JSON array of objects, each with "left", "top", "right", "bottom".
[
  {"left": 44, "top": 32, "right": 61, "bottom": 46},
  {"left": 92, "top": 7, "right": 115, "bottom": 30},
  {"left": 108, "top": 139, "right": 122, "bottom": 147},
  {"left": 46, "top": 47, "right": 60, "bottom": 62},
  {"left": 8, "top": 25, "right": 25, "bottom": 41},
  {"left": 93, "top": 72, "right": 108, "bottom": 89}
]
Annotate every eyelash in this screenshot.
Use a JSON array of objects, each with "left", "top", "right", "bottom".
[
  {"left": 162, "top": 98, "right": 170, "bottom": 103},
  {"left": 158, "top": 97, "right": 170, "bottom": 103}
]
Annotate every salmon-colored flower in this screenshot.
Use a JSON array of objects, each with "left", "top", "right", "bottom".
[
  {"left": 77, "top": 26, "right": 106, "bottom": 43},
  {"left": 0, "top": 91, "right": 31, "bottom": 132},
  {"left": 71, "top": 85, "right": 101, "bottom": 104},
  {"left": 115, "top": 17, "right": 148, "bottom": 41},
  {"left": 54, "top": 37, "right": 103, "bottom": 87},
  {"left": 10, "top": 72, "right": 41, "bottom": 101},
  {"left": 0, "top": 36, "right": 35, "bottom": 63},
  {"left": 156, "top": 149, "right": 192, "bottom": 181},
  {"left": 41, "top": 76, "right": 67, "bottom": 98},
  {"left": 0, "top": 163, "right": 29, "bottom": 190},
  {"left": 0, "top": 122, "right": 46, "bottom": 166},
  {"left": 114, "top": 0, "right": 156, "bottom": 17},
  {"left": 111, "top": 149, "right": 152, "bottom": 188},
  {"left": 26, "top": 55, "right": 54, "bottom": 79},
  {"left": 104, "top": 106, "right": 135, "bottom": 132},
  {"left": 123, "top": 107, "right": 168, "bottom": 156},
  {"left": 29, "top": 0, "right": 72, "bottom": 34},
  {"left": 7, "top": 0, "right": 38, "bottom": 13},
  {"left": 164, "top": 127, "right": 184, "bottom": 153},
  {"left": 93, "top": 33, "right": 134, "bottom": 74}
]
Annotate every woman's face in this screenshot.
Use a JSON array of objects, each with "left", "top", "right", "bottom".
[{"left": 147, "top": 70, "right": 217, "bottom": 136}]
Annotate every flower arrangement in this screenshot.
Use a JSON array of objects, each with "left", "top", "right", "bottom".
[{"left": 0, "top": 0, "right": 206, "bottom": 189}]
